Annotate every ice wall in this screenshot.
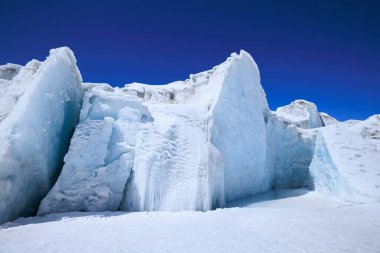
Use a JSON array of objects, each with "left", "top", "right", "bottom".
[
  {"left": 2, "top": 47, "right": 378, "bottom": 220},
  {"left": 39, "top": 50, "right": 271, "bottom": 214},
  {"left": 39, "top": 84, "right": 140, "bottom": 214},
  {"left": 267, "top": 115, "right": 316, "bottom": 188},
  {"left": 209, "top": 51, "right": 271, "bottom": 201},
  {"left": 0, "top": 48, "right": 83, "bottom": 223},
  {"left": 125, "top": 51, "right": 269, "bottom": 210}
]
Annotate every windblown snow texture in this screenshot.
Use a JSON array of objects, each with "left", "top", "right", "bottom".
[
  {"left": 0, "top": 48, "right": 83, "bottom": 224},
  {"left": 310, "top": 115, "right": 380, "bottom": 203}
]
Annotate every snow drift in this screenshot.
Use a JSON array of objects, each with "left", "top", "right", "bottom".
[
  {"left": 0, "top": 48, "right": 83, "bottom": 224},
  {"left": 310, "top": 115, "right": 380, "bottom": 203}
]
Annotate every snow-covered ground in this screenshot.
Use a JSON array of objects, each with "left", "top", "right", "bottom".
[{"left": 1, "top": 190, "right": 380, "bottom": 253}]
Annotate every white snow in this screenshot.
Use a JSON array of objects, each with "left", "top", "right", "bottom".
[
  {"left": 275, "top": 99, "right": 323, "bottom": 129},
  {"left": 2, "top": 192, "right": 380, "bottom": 253},
  {"left": 310, "top": 115, "right": 380, "bottom": 203},
  {"left": 320, "top": 112, "right": 338, "bottom": 126},
  {"left": 0, "top": 47, "right": 83, "bottom": 224},
  {"left": 0, "top": 60, "right": 40, "bottom": 122}
]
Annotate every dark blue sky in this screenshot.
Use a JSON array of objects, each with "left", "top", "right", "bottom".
[{"left": 0, "top": 0, "right": 379, "bottom": 120}]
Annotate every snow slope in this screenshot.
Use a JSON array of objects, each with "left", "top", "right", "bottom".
[
  {"left": 39, "top": 50, "right": 270, "bottom": 214},
  {"left": 0, "top": 47, "right": 83, "bottom": 224},
  {"left": 319, "top": 112, "right": 338, "bottom": 126},
  {"left": 269, "top": 100, "right": 380, "bottom": 203},
  {"left": 2, "top": 192, "right": 380, "bottom": 253},
  {"left": 310, "top": 115, "right": 380, "bottom": 202}
]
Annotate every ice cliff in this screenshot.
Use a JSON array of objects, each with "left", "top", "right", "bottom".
[
  {"left": 0, "top": 48, "right": 83, "bottom": 223},
  {"left": 0, "top": 47, "right": 379, "bottom": 223},
  {"left": 39, "top": 51, "right": 271, "bottom": 214}
]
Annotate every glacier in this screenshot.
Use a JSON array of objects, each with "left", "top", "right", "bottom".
[
  {"left": 0, "top": 47, "right": 379, "bottom": 223},
  {"left": 39, "top": 51, "right": 271, "bottom": 214},
  {"left": 0, "top": 48, "right": 83, "bottom": 224}
]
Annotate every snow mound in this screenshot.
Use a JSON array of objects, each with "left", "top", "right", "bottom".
[
  {"left": 2, "top": 200, "right": 380, "bottom": 253},
  {"left": 310, "top": 115, "right": 380, "bottom": 202},
  {"left": 0, "top": 47, "right": 83, "bottom": 223},
  {"left": 39, "top": 50, "right": 271, "bottom": 214},
  {"left": 0, "top": 60, "right": 41, "bottom": 122},
  {"left": 275, "top": 99, "right": 324, "bottom": 129},
  {"left": 320, "top": 112, "right": 338, "bottom": 126}
]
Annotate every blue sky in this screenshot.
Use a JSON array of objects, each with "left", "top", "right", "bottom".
[{"left": 0, "top": 0, "right": 379, "bottom": 120}]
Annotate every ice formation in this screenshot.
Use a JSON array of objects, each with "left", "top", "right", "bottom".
[
  {"left": 266, "top": 114, "right": 316, "bottom": 188},
  {"left": 39, "top": 83, "right": 139, "bottom": 214},
  {"left": 39, "top": 51, "right": 271, "bottom": 214},
  {"left": 0, "top": 47, "right": 379, "bottom": 223},
  {"left": 275, "top": 100, "right": 324, "bottom": 129},
  {"left": 0, "top": 48, "right": 83, "bottom": 223},
  {"left": 310, "top": 115, "right": 380, "bottom": 202}
]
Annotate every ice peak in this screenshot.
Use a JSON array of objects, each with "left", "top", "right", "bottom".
[{"left": 275, "top": 99, "right": 323, "bottom": 129}]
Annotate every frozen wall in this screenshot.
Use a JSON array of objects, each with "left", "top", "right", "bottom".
[
  {"left": 2, "top": 46, "right": 378, "bottom": 221},
  {"left": 209, "top": 51, "right": 271, "bottom": 201},
  {"left": 39, "top": 50, "right": 272, "bottom": 214},
  {"left": 266, "top": 115, "right": 316, "bottom": 189},
  {"left": 39, "top": 84, "right": 141, "bottom": 214},
  {"left": 0, "top": 48, "right": 83, "bottom": 223},
  {"left": 266, "top": 100, "right": 325, "bottom": 190}
]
